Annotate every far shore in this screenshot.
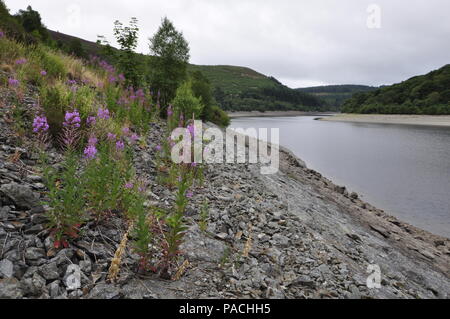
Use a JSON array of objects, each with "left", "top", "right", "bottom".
[
  {"left": 228, "top": 111, "right": 336, "bottom": 118},
  {"left": 319, "top": 113, "right": 450, "bottom": 127}
]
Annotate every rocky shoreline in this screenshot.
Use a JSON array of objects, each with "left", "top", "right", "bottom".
[
  {"left": 1, "top": 86, "right": 449, "bottom": 299},
  {"left": 320, "top": 114, "right": 450, "bottom": 127},
  {"left": 228, "top": 111, "right": 334, "bottom": 118}
]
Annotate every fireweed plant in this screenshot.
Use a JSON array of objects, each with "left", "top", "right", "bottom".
[
  {"left": 83, "top": 140, "right": 135, "bottom": 220},
  {"left": 3, "top": 30, "right": 210, "bottom": 279},
  {"left": 159, "top": 167, "right": 193, "bottom": 278}
]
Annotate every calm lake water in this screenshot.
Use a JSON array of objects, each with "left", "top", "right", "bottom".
[{"left": 230, "top": 116, "right": 450, "bottom": 238}]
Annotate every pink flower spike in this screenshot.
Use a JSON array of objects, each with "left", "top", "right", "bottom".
[
  {"left": 83, "top": 145, "right": 97, "bottom": 160},
  {"left": 116, "top": 140, "right": 125, "bottom": 151},
  {"left": 124, "top": 182, "right": 133, "bottom": 189}
]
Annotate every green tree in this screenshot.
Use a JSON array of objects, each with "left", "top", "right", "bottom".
[
  {"left": 149, "top": 17, "right": 190, "bottom": 107},
  {"left": 14, "top": 5, "right": 48, "bottom": 41},
  {"left": 113, "top": 17, "right": 142, "bottom": 88},
  {"left": 190, "top": 71, "right": 214, "bottom": 120}
]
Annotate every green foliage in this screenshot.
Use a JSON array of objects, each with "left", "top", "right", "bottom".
[
  {"left": 207, "top": 105, "right": 230, "bottom": 127},
  {"left": 189, "top": 65, "right": 326, "bottom": 112},
  {"left": 149, "top": 17, "right": 190, "bottom": 106},
  {"left": 14, "top": 5, "right": 49, "bottom": 42},
  {"left": 297, "top": 85, "right": 377, "bottom": 110},
  {"left": 172, "top": 81, "right": 204, "bottom": 119},
  {"left": 83, "top": 142, "right": 134, "bottom": 218},
  {"left": 132, "top": 205, "right": 154, "bottom": 269},
  {"left": 199, "top": 200, "right": 209, "bottom": 232},
  {"left": 67, "top": 38, "right": 86, "bottom": 58},
  {"left": 44, "top": 151, "right": 86, "bottom": 245},
  {"left": 40, "top": 83, "right": 68, "bottom": 139},
  {"left": 160, "top": 169, "right": 191, "bottom": 275},
  {"left": 0, "top": 1, "right": 33, "bottom": 43},
  {"left": 113, "top": 17, "right": 142, "bottom": 87},
  {"left": 342, "top": 65, "right": 450, "bottom": 115}
]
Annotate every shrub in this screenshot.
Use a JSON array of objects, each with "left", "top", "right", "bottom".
[{"left": 172, "top": 81, "right": 203, "bottom": 120}]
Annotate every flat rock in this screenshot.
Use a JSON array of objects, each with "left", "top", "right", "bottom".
[
  {"left": 0, "top": 259, "right": 14, "bottom": 278},
  {"left": 0, "top": 183, "right": 39, "bottom": 210}
]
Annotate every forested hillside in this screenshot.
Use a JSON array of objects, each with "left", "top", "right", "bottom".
[
  {"left": 342, "top": 65, "right": 450, "bottom": 114},
  {"left": 297, "top": 85, "right": 377, "bottom": 109}
]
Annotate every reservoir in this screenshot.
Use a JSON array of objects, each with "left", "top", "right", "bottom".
[{"left": 230, "top": 116, "right": 450, "bottom": 238}]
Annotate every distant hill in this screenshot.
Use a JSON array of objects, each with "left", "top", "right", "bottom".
[
  {"left": 49, "top": 30, "right": 106, "bottom": 58},
  {"left": 342, "top": 65, "right": 450, "bottom": 114},
  {"left": 47, "top": 30, "right": 328, "bottom": 113},
  {"left": 188, "top": 64, "right": 327, "bottom": 112},
  {"left": 297, "top": 85, "right": 377, "bottom": 109},
  {"left": 188, "top": 64, "right": 279, "bottom": 95}
]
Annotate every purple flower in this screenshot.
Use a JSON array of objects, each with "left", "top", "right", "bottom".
[
  {"left": 130, "top": 133, "right": 139, "bottom": 143},
  {"left": 155, "top": 144, "right": 162, "bottom": 151},
  {"left": 63, "top": 110, "right": 81, "bottom": 128},
  {"left": 136, "top": 89, "right": 145, "bottom": 98},
  {"left": 108, "top": 76, "right": 116, "bottom": 83},
  {"left": 124, "top": 182, "right": 133, "bottom": 189},
  {"left": 86, "top": 116, "right": 96, "bottom": 126},
  {"left": 32, "top": 115, "right": 49, "bottom": 133},
  {"left": 67, "top": 80, "right": 77, "bottom": 86},
  {"left": 15, "top": 58, "right": 27, "bottom": 65},
  {"left": 191, "top": 162, "right": 197, "bottom": 167},
  {"left": 107, "top": 133, "right": 117, "bottom": 141},
  {"left": 186, "top": 190, "right": 193, "bottom": 198},
  {"left": 0, "top": 31, "right": 4, "bottom": 38},
  {"left": 122, "top": 127, "right": 130, "bottom": 135},
  {"left": 167, "top": 105, "right": 173, "bottom": 117},
  {"left": 116, "top": 140, "right": 125, "bottom": 151},
  {"left": 88, "top": 136, "right": 98, "bottom": 146},
  {"left": 8, "top": 78, "right": 19, "bottom": 87},
  {"left": 187, "top": 123, "right": 195, "bottom": 137},
  {"left": 40, "top": 70, "right": 47, "bottom": 76},
  {"left": 83, "top": 145, "right": 97, "bottom": 160},
  {"left": 118, "top": 74, "right": 126, "bottom": 82},
  {"left": 97, "top": 108, "right": 110, "bottom": 120}
]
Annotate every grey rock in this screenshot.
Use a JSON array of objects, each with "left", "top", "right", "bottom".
[
  {"left": 79, "top": 259, "right": 92, "bottom": 273},
  {"left": 32, "top": 272, "right": 46, "bottom": 290},
  {"left": 290, "top": 275, "right": 316, "bottom": 288},
  {"left": 215, "top": 232, "right": 228, "bottom": 240},
  {"left": 0, "top": 183, "right": 39, "bottom": 210},
  {"left": 0, "top": 206, "right": 11, "bottom": 220},
  {"left": 48, "top": 280, "right": 61, "bottom": 298},
  {"left": 0, "top": 259, "right": 14, "bottom": 278},
  {"left": 0, "top": 278, "right": 23, "bottom": 298},
  {"left": 39, "top": 262, "right": 60, "bottom": 280},
  {"left": 88, "top": 283, "right": 121, "bottom": 299},
  {"left": 271, "top": 233, "right": 290, "bottom": 247},
  {"left": 25, "top": 247, "right": 46, "bottom": 261}
]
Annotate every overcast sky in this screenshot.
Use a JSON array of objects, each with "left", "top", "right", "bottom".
[{"left": 5, "top": 0, "right": 450, "bottom": 88}]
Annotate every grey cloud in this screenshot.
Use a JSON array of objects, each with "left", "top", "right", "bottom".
[{"left": 5, "top": 0, "right": 450, "bottom": 88}]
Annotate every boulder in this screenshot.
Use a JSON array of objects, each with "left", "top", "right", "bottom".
[{"left": 0, "top": 183, "right": 39, "bottom": 210}]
